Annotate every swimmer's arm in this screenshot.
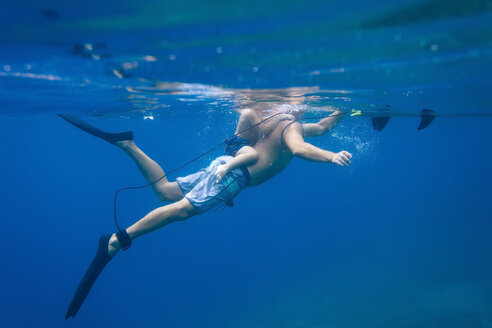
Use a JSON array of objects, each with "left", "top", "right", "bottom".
[
  {"left": 284, "top": 123, "right": 352, "bottom": 166},
  {"left": 215, "top": 146, "right": 259, "bottom": 182},
  {"left": 302, "top": 110, "right": 346, "bottom": 138}
]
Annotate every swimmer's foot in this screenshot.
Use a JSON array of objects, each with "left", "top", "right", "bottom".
[
  {"left": 108, "top": 229, "right": 132, "bottom": 257},
  {"left": 58, "top": 114, "right": 133, "bottom": 144},
  {"left": 114, "top": 139, "right": 135, "bottom": 150},
  {"left": 108, "top": 234, "right": 121, "bottom": 257}
]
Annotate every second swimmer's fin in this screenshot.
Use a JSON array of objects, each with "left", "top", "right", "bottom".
[
  {"left": 65, "top": 235, "right": 112, "bottom": 319},
  {"left": 58, "top": 114, "right": 133, "bottom": 144}
]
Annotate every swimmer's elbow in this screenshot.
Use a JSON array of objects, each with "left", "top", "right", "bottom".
[
  {"left": 316, "top": 122, "right": 334, "bottom": 136},
  {"left": 307, "top": 124, "right": 330, "bottom": 137},
  {"left": 245, "top": 151, "right": 259, "bottom": 165},
  {"left": 291, "top": 142, "right": 309, "bottom": 157},
  {"left": 238, "top": 146, "right": 258, "bottom": 161}
]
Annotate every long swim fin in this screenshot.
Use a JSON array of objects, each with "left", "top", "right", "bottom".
[
  {"left": 417, "top": 109, "right": 435, "bottom": 130},
  {"left": 58, "top": 114, "right": 133, "bottom": 144},
  {"left": 65, "top": 235, "right": 112, "bottom": 319}
]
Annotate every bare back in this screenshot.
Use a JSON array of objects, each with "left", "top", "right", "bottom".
[{"left": 247, "top": 117, "right": 296, "bottom": 186}]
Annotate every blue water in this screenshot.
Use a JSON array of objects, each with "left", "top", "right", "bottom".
[{"left": 1, "top": 1, "right": 492, "bottom": 327}]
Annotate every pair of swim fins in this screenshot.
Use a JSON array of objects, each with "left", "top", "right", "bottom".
[{"left": 60, "top": 114, "right": 134, "bottom": 319}]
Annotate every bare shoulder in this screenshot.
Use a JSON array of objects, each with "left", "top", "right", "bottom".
[
  {"left": 281, "top": 120, "right": 303, "bottom": 142},
  {"left": 239, "top": 108, "right": 259, "bottom": 121},
  {"left": 260, "top": 113, "right": 296, "bottom": 137}
]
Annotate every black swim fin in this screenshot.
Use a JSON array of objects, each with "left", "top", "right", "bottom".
[
  {"left": 65, "top": 235, "right": 112, "bottom": 319},
  {"left": 58, "top": 114, "right": 133, "bottom": 144},
  {"left": 417, "top": 109, "right": 435, "bottom": 130}
]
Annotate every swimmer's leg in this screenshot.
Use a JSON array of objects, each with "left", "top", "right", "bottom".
[
  {"left": 108, "top": 198, "right": 197, "bottom": 257},
  {"left": 65, "top": 198, "right": 197, "bottom": 318},
  {"left": 59, "top": 114, "right": 183, "bottom": 202},
  {"left": 115, "top": 140, "right": 184, "bottom": 202}
]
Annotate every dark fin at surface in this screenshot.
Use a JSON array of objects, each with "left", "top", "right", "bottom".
[
  {"left": 417, "top": 109, "right": 435, "bottom": 130},
  {"left": 65, "top": 235, "right": 112, "bottom": 319},
  {"left": 371, "top": 116, "right": 391, "bottom": 131},
  {"left": 58, "top": 114, "right": 133, "bottom": 144}
]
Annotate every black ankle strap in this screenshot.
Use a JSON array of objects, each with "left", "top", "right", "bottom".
[{"left": 116, "top": 230, "right": 132, "bottom": 251}]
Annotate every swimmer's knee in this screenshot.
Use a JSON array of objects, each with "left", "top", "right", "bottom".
[
  {"left": 156, "top": 190, "right": 174, "bottom": 202},
  {"left": 157, "top": 191, "right": 175, "bottom": 202},
  {"left": 173, "top": 198, "right": 198, "bottom": 219}
]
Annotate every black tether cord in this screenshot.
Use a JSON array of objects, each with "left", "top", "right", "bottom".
[{"left": 113, "top": 110, "right": 347, "bottom": 231}]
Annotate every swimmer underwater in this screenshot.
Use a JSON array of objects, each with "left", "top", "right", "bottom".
[{"left": 60, "top": 106, "right": 352, "bottom": 318}]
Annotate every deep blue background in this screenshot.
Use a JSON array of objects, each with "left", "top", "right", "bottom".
[
  {"left": 1, "top": 113, "right": 491, "bottom": 327},
  {"left": 1, "top": 0, "right": 492, "bottom": 327}
]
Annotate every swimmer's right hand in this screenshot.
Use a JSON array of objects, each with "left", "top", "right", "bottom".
[
  {"left": 332, "top": 151, "right": 352, "bottom": 167},
  {"left": 215, "top": 164, "right": 230, "bottom": 182}
]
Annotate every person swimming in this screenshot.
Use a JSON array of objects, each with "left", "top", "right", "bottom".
[{"left": 61, "top": 103, "right": 351, "bottom": 319}]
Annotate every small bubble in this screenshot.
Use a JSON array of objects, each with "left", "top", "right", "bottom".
[
  {"left": 24, "top": 64, "right": 32, "bottom": 70},
  {"left": 252, "top": 66, "right": 258, "bottom": 73},
  {"left": 143, "top": 55, "right": 157, "bottom": 62},
  {"left": 216, "top": 47, "right": 223, "bottom": 54},
  {"left": 169, "top": 54, "right": 176, "bottom": 61},
  {"left": 3, "top": 65, "right": 11, "bottom": 71},
  {"left": 329, "top": 67, "right": 345, "bottom": 73},
  {"left": 430, "top": 44, "right": 439, "bottom": 52},
  {"left": 112, "top": 69, "right": 124, "bottom": 79},
  {"left": 122, "top": 62, "right": 134, "bottom": 70}
]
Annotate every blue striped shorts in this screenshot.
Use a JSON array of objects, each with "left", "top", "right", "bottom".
[{"left": 176, "top": 156, "right": 250, "bottom": 213}]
